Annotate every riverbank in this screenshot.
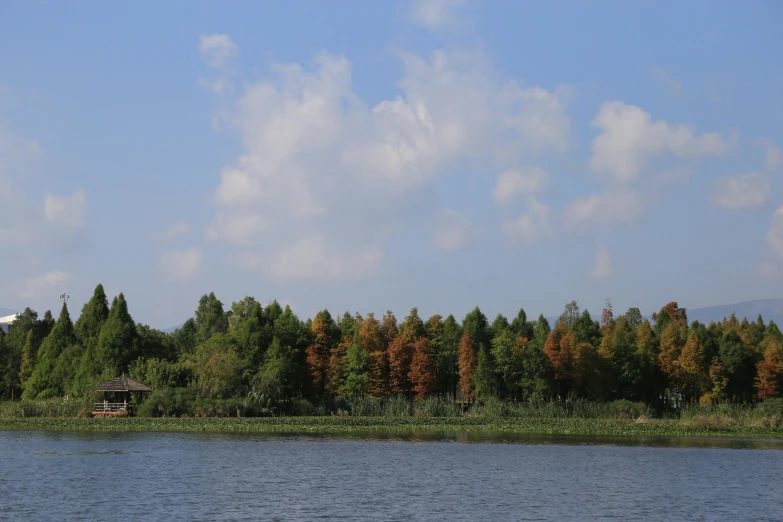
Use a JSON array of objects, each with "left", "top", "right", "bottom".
[{"left": 2, "top": 416, "right": 783, "bottom": 439}]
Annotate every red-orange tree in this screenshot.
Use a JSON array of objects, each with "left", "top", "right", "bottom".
[
  {"left": 305, "top": 312, "right": 332, "bottom": 397},
  {"left": 458, "top": 331, "right": 477, "bottom": 401},
  {"left": 361, "top": 313, "right": 388, "bottom": 397},
  {"left": 387, "top": 336, "right": 412, "bottom": 394},
  {"left": 409, "top": 337, "right": 434, "bottom": 399}
]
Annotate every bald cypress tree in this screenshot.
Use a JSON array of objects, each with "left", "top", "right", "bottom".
[
  {"left": 95, "top": 293, "right": 138, "bottom": 376},
  {"left": 23, "top": 303, "right": 75, "bottom": 399},
  {"left": 75, "top": 284, "right": 110, "bottom": 348},
  {"left": 18, "top": 330, "right": 35, "bottom": 391}
]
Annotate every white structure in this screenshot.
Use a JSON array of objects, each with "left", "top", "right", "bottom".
[{"left": 0, "top": 313, "right": 19, "bottom": 334}]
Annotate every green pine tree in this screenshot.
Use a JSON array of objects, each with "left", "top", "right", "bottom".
[
  {"left": 19, "top": 330, "right": 36, "bottom": 390},
  {"left": 23, "top": 303, "right": 75, "bottom": 399}
]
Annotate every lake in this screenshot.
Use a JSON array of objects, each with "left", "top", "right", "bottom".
[{"left": 1, "top": 431, "right": 781, "bottom": 521}]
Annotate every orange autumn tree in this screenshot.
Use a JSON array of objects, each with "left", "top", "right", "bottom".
[
  {"left": 409, "top": 337, "right": 435, "bottom": 399},
  {"left": 387, "top": 336, "right": 412, "bottom": 394},
  {"left": 678, "top": 330, "right": 707, "bottom": 402},
  {"left": 544, "top": 324, "right": 576, "bottom": 398},
  {"left": 658, "top": 322, "right": 684, "bottom": 390},
  {"left": 361, "top": 313, "right": 388, "bottom": 398},
  {"left": 306, "top": 311, "right": 333, "bottom": 397},
  {"left": 756, "top": 338, "right": 783, "bottom": 400},
  {"left": 458, "top": 331, "right": 477, "bottom": 401}
]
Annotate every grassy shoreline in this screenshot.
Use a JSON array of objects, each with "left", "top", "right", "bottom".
[{"left": 2, "top": 416, "right": 783, "bottom": 440}]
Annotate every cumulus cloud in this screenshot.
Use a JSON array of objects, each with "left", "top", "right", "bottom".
[
  {"left": 563, "top": 188, "right": 643, "bottom": 229},
  {"left": 502, "top": 197, "right": 552, "bottom": 245},
  {"left": 758, "top": 138, "right": 782, "bottom": 171},
  {"left": 649, "top": 66, "right": 683, "bottom": 98},
  {"left": 590, "top": 101, "right": 735, "bottom": 182},
  {"left": 199, "top": 34, "right": 238, "bottom": 69},
  {"left": 492, "top": 167, "right": 548, "bottom": 206},
  {"left": 158, "top": 248, "right": 202, "bottom": 282},
  {"left": 44, "top": 189, "right": 86, "bottom": 231},
  {"left": 409, "top": 0, "right": 467, "bottom": 31},
  {"left": 203, "top": 42, "right": 571, "bottom": 281},
  {"left": 16, "top": 270, "right": 70, "bottom": 301},
  {"left": 710, "top": 172, "right": 770, "bottom": 210},
  {"left": 588, "top": 248, "right": 612, "bottom": 280},
  {"left": 433, "top": 209, "right": 476, "bottom": 250},
  {"left": 767, "top": 207, "right": 783, "bottom": 261},
  {"left": 204, "top": 212, "right": 269, "bottom": 245},
  {"left": 235, "top": 235, "right": 383, "bottom": 283}
]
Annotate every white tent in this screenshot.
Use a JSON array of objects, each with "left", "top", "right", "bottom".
[{"left": 0, "top": 313, "right": 19, "bottom": 334}]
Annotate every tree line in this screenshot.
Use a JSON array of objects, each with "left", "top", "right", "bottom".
[{"left": 0, "top": 284, "right": 781, "bottom": 409}]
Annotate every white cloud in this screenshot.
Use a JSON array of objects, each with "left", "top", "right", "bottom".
[
  {"left": 759, "top": 261, "right": 780, "bottom": 280},
  {"left": 205, "top": 212, "right": 268, "bottom": 245},
  {"left": 158, "top": 248, "right": 202, "bottom": 282},
  {"left": 16, "top": 270, "right": 70, "bottom": 301},
  {"left": 199, "top": 34, "right": 238, "bottom": 69},
  {"left": 759, "top": 138, "right": 782, "bottom": 171},
  {"left": 410, "top": 0, "right": 467, "bottom": 31},
  {"left": 204, "top": 42, "right": 571, "bottom": 280},
  {"left": 767, "top": 207, "right": 783, "bottom": 261},
  {"left": 261, "top": 235, "right": 382, "bottom": 283},
  {"left": 563, "top": 188, "right": 643, "bottom": 229},
  {"left": 588, "top": 248, "right": 612, "bottom": 280},
  {"left": 44, "top": 189, "right": 86, "bottom": 231},
  {"left": 590, "top": 101, "right": 735, "bottom": 182},
  {"left": 492, "top": 167, "right": 548, "bottom": 206},
  {"left": 710, "top": 172, "right": 770, "bottom": 210},
  {"left": 151, "top": 220, "right": 191, "bottom": 243},
  {"left": 649, "top": 66, "right": 683, "bottom": 98},
  {"left": 502, "top": 197, "right": 552, "bottom": 245},
  {"left": 433, "top": 209, "right": 475, "bottom": 250}
]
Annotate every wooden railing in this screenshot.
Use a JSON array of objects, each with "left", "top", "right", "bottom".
[{"left": 93, "top": 402, "right": 130, "bottom": 413}]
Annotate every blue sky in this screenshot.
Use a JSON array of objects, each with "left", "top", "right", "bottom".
[{"left": 1, "top": 0, "right": 782, "bottom": 328}]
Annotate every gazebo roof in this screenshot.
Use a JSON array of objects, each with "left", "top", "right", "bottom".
[{"left": 94, "top": 374, "right": 152, "bottom": 392}]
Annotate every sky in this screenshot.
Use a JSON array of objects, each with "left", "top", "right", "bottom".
[{"left": 1, "top": 0, "right": 782, "bottom": 329}]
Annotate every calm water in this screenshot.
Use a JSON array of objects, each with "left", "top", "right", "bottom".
[{"left": 1, "top": 431, "right": 782, "bottom": 521}]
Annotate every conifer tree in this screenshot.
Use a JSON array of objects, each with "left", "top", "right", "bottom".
[
  {"left": 194, "top": 292, "right": 229, "bottom": 344},
  {"left": 23, "top": 303, "right": 75, "bottom": 399},
  {"left": 362, "top": 313, "right": 388, "bottom": 397},
  {"left": 342, "top": 330, "right": 370, "bottom": 398},
  {"left": 409, "top": 337, "right": 434, "bottom": 399},
  {"left": 74, "top": 284, "right": 110, "bottom": 348},
  {"left": 306, "top": 311, "right": 333, "bottom": 397},
  {"left": 458, "top": 332, "right": 477, "bottom": 401},
  {"left": 94, "top": 293, "right": 138, "bottom": 376}
]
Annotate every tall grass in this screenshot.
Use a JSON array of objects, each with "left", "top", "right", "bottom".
[
  {"left": 679, "top": 398, "right": 783, "bottom": 428},
  {"left": 0, "top": 398, "right": 88, "bottom": 419},
  {"left": 2, "top": 396, "right": 782, "bottom": 430}
]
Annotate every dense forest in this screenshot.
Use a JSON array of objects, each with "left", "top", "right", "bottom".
[{"left": 1, "top": 284, "right": 781, "bottom": 415}]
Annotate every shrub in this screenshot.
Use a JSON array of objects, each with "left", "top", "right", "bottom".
[{"left": 609, "top": 400, "right": 648, "bottom": 419}]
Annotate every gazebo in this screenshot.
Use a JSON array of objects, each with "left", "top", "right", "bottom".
[{"left": 92, "top": 374, "right": 152, "bottom": 415}]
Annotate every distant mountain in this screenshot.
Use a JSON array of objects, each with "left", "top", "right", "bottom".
[
  {"left": 685, "top": 298, "right": 783, "bottom": 326},
  {"left": 545, "top": 299, "right": 783, "bottom": 328}
]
